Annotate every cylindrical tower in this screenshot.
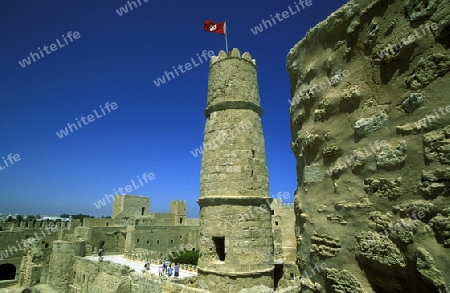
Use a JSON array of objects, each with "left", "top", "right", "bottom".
[{"left": 197, "top": 48, "right": 274, "bottom": 292}]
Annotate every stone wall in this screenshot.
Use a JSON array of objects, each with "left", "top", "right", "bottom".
[
  {"left": 125, "top": 225, "right": 199, "bottom": 256},
  {"left": 271, "top": 199, "right": 299, "bottom": 284},
  {"left": 170, "top": 200, "right": 187, "bottom": 226},
  {"left": 0, "top": 227, "right": 60, "bottom": 281},
  {"left": 83, "top": 218, "right": 112, "bottom": 227},
  {"left": 74, "top": 226, "right": 126, "bottom": 254},
  {"left": 287, "top": 0, "right": 449, "bottom": 292},
  {"left": 47, "top": 240, "right": 85, "bottom": 293},
  {"left": 112, "top": 195, "right": 150, "bottom": 219}
]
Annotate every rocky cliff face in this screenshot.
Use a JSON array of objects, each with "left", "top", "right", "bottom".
[{"left": 287, "top": 0, "right": 449, "bottom": 292}]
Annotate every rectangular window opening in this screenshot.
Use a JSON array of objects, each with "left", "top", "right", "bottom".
[
  {"left": 212, "top": 236, "right": 225, "bottom": 261},
  {"left": 141, "top": 207, "right": 145, "bottom": 215}
]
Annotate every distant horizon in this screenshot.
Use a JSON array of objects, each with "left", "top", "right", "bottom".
[{"left": 0, "top": 191, "right": 295, "bottom": 218}]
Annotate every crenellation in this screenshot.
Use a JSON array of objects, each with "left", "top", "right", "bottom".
[{"left": 210, "top": 50, "right": 257, "bottom": 67}]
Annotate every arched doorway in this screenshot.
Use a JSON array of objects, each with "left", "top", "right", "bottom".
[{"left": 0, "top": 263, "right": 16, "bottom": 280}]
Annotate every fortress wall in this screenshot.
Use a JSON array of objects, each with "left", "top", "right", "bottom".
[
  {"left": 287, "top": 0, "right": 450, "bottom": 292},
  {"left": 185, "top": 218, "right": 200, "bottom": 226},
  {"left": 73, "top": 226, "right": 126, "bottom": 254},
  {"left": 127, "top": 226, "right": 199, "bottom": 256},
  {"left": 0, "top": 228, "right": 59, "bottom": 266},
  {"left": 48, "top": 241, "right": 85, "bottom": 293},
  {"left": 151, "top": 213, "right": 174, "bottom": 225},
  {"left": 83, "top": 218, "right": 112, "bottom": 227}
]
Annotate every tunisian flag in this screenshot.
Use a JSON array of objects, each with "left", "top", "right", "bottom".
[{"left": 203, "top": 20, "right": 226, "bottom": 34}]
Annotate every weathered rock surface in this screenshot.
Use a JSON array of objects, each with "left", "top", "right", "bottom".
[{"left": 287, "top": 0, "right": 450, "bottom": 292}]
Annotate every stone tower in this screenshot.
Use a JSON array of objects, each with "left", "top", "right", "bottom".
[
  {"left": 197, "top": 48, "right": 274, "bottom": 292},
  {"left": 112, "top": 195, "right": 149, "bottom": 219},
  {"left": 170, "top": 200, "right": 187, "bottom": 225},
  {"left": 47, "top": 240, "right": 85, "bottom": 293}
]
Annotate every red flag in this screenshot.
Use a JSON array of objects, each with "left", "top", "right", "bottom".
[{"left": 203, "top": 20, "right": 226, "bottom": 34}]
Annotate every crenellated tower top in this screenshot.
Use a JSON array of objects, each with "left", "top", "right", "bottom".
[
  {"left": 205, "top": 48, "right": 262, "bottom": 118},
  {"left": 209, "top": 48, "right": 256, "bottom": 66}
]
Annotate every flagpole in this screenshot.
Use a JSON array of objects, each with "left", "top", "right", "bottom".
[{"left": 225, "top": 22, "right": 229, "bottom": 54}]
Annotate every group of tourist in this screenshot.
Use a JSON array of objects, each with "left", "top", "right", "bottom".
[
  {"left": 158, "top": 261, "right": 179, "bottom": 277},
  {"left": 143, "top": 259, "right": 180, "bottom": 277}
]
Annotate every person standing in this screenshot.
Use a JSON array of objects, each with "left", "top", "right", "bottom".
[
  {"left": 158, "top": 263, "right": 163, "bottom": 276},
  {"left": 167, "top": 265, "right": 173, "bottom": 277},
  {"left": 174, "top": 263, "right": 179, "bottom": 277},
  {"left": 163, "top": 261, "right": 167, "bottom": 274}
]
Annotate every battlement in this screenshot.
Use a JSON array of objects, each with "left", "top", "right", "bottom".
[
  {"left": 205, "top": 48, "right": 262, "bottom": 117},
  {"left": 271, "top": 198, "right": 294, "bottom": 210},
  {"left": 170, "top": 200, "right": 187, "bottom": 204},
  {"left": 210, "top": 48, "right": 256, "bottom": 66},
  {"left": 170, "top": 200, "right": 187, "bottom": 224},
  {"left": 280, "top": 203, "right": 295, "bottom": 209}
]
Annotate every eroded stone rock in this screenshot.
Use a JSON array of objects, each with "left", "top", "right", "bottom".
[
  {"left": 310, "top": 232, "right": 341, "bottom": 258},
  {"left": 429, "top": 214, "right": 450, "bottom": 247},
  {"left": 354, "top": 111, "right": 389, "bottom": 137},
  {"left": 405, "top": 0, "right": 441, "bottom": 21},
  {"left": 423, "top": 126, "right": 450, "bottom": 164},
  {"left": 355, "top": 231, "right": 407, "bottom": 267},
  {"left": 375, "top": 140, "right": 407, "bottom": 170},
  {"left": 364, "top": 177, "right": 402, "bottom": 200},
  {"left": 325, "top": 268, "right": 364, "bottom": 293},
  {"left": 401, "top": 93, "right": 424, "bottom": 113},
  {"left": 415, "top": 246, "right": 445, "bottom": 288},
  {"left": 406, "top": 54, "right": 450, "bottom": 90}
]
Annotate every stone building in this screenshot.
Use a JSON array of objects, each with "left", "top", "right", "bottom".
[
  {"left": 271, "top": 199, "right": 298, "bottom": 287},
  {"left": 287, "top": 0, "right": 450, "bottom": 292},
  {"left": 0, "top": 191, "right": 296, "bottom": 292},
  {"left": 197, "top": 49, "right": 275, "bottom": 292},
  {"left": 0, "top": 219, "right": 77, "bottom": 290},
  {"left": 75, "top": 195, "right": 199, "bottom": 258},
  {"left": 1, "top": 0, "right": 447, "bottom": 289}
]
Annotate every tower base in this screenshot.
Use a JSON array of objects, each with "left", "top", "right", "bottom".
[{"left": 197, "top": 267, "right": 274, "bottom": 292}]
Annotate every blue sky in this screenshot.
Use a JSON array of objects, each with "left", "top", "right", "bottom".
[{"left": 0, "top": 0, "right": 348, "bottom": 218}]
